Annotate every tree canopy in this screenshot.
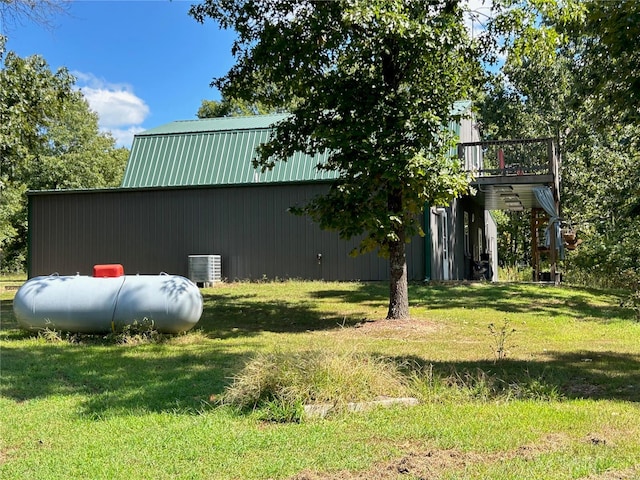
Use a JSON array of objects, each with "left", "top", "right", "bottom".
[
  {"left": 191, "top": 0, "right": 481, "bottom": 318},
  {"left": 197, "top": 96, "right": 282, "bottom": 118},
  {"left": 480, "top": 0, "right": 640, "bottom": 288},
  {"left": 560, "top": 0, "right": 640, "bottom": 127},
  {"left": 0, "top": 41, "right": 128, "bottom": 271}
]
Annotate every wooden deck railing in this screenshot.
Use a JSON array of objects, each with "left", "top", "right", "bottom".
[{"left": 458, "top": 138, "right": 558, "bottom": 179}]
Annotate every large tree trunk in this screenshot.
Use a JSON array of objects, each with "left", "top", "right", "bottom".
[
  {"left": 387, "top": 231, "right": 410, "bottom": 320},
  {"left": 386, "top": 184, "right": 410, "bottom": 320}
]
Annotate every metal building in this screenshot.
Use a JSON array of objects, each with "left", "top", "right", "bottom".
[
  {"left": 27, "top": 103, "right": 527, "bottom": 282},
  {"left": 28, "top": 182, "right": 425, "bottom": 280}
]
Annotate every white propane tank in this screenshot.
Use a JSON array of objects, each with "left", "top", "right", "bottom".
[{"left": 13, "top": 271, "right": 203, "bottom": 334}]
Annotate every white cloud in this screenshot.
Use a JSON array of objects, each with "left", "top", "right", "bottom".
[
  {"left": 73, "top": 71, "right": 149, "bottom": 147},
  {"left": 102, "top": 126, "right": 147, "bottom": 150},
  {"left": 81, "top": 87, "right": 149, "bottom": 128}
]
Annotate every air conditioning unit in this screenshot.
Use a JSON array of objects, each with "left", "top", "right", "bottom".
[{"left": 188, "top": 255, "right": 222, "bottom": 286}]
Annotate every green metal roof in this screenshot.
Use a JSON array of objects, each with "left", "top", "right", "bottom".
[
  {"left": 137, "top": 114, "right": 290, "bottom": 136},
  {"left": 121, "top": 114, "right": 335, "bottom": 188},
  {"left": 121, "top": 102, "right": 472, "bottom": 189}
]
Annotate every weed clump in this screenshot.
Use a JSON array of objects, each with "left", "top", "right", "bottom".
[
  {"left": 35, "top": 318, "right": 168, "bottom": 345},
  {"left": 409, "top": 364, "right": 563, "bottom": 403},
  {"left": 106, "top": 319, "right": 166, "bottom": 345},
  {"left": 488, "top": 319, "right": 516, "bottom": 362},
  {"left": 222, "top": 350, "right": 567, "bottom": 422},
  {"left": 221, "top": 350, "right": 412, "bottom": 421}
]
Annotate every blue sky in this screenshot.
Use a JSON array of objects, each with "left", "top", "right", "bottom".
[
  {"left": 4, "top": 0, "right": 237, "bottom": 147},
  {"left": 4, "top": 0, "right": 492, "bottom": 149}
]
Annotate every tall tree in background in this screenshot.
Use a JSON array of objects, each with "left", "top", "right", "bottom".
[
  {"left": 482, "top": 0, "right": 640, "bottom": 286},
  {"left": 560, "top": 0, "right": 640, "bottom": 219},
  {"left": 561, "top": 0, "right": 639, "bottom": 127},
  {"left": 197, "top": 96, "right": 280, "bottom": 118},
  {"left": 0, "top": 42, "right": 128, "bottom": 271},
  {"left": 478, "top": 0, "right": 638, "bottom": 129},
  {"left": 191, "top": 0, "right": 479, "bottom": 319}
]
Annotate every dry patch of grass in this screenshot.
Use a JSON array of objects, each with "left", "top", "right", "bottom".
[
  {"left": 289, "top": 434, "right": 572, "bottom": 479},
  {"left": 289, "top": 432, "right": 640, "bottom": 480},
  {"left": 579, "top": 465, "right": 640, "bottom": 480},
  {"left": 349, "top": 318, "right": 442, "bottom": 338}
]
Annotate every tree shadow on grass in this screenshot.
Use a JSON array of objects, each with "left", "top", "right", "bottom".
[
  {"left": 391, "top": 350, "right": 640, "bottom": 403},
  {"left": 4, "top": 282, "right": 633, "bottom": 342},
  {"left": 1, "top": 290, "right": 369, "bottom": 342},
  {"left": 1, "top": 298, "right": 245, "bottom": 418},
  {"left": 0, "top": 339, "right": 249, "bottom": 418},
  {"left": 408, "top": 282, "right": 634, "bottom": 322},
  {"left": 2, "top": 282, "right": 637, "bottom": 421},
  {"left": 3, "top": 342, "right": 637, "bottom": 423},
  {"left": 0, "top": 290, "right": 370, "bottom": 419},
  {"left": 0, "top": 299, "right": 32, "bottom": 340},
  {"left": 198, "top": 292, "right": 367, "bottom": 339},
  {"left": 305, "top": 282, "right": 634, "bottom": 323},
  {"left": 309, "top": 282, "right": 389, "bottom": 305}
]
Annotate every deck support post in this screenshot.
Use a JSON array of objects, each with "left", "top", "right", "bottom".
[{"left": 550, "top": 215, "right": 557, "bottom": 285}]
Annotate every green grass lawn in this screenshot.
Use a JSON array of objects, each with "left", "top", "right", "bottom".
[{"left": 1, "top": 280, "right": 639, "bottom": 479}]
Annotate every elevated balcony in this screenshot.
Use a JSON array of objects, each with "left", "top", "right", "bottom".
[
  {"left": 458, "top": 138, "right": 560, "bottom": 211},
  {"left": 459, "top": 137, "right": 562, "bottom": 282}
]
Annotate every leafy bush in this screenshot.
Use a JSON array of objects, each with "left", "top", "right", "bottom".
[
  {"left": 564, "top": 220, "right": 640, "bottom": 291},
  {"left": 621, "top": 289, "right": 640, "bottom": 322}
]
